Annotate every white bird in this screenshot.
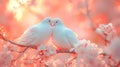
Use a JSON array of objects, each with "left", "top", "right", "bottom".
[
  {"left": 15, "top": 17, "right": 52, "bottom": 48},
  {"left": 51, "top": 18, "right": 80, "bottom": 51}
]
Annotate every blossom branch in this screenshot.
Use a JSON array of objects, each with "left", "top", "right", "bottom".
[
  {"left": 0, "top": 33, "right": 76, "bottom": 54},
  {"left": 0, "top": 34, "right": 30, "bottom": 47}
]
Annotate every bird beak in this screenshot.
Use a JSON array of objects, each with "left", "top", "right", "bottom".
[
  {"left": 50, "top": 19, "right": 55, "bottom": 27},
  {"left": 50, "top": 22, "right": 54, "bottom": 27}
]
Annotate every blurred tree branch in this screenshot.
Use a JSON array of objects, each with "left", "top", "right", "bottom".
[
  {"left": 84, "top": 0, "right": 96, "bottom": 30},
  {"left": 0, "top": 34, "right": 30, "bottom": 47}
]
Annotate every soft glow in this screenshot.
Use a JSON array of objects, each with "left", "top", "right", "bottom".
[
  {"left": 6, "top": 0, "right": 29, "bottom": 21},
  {"left": 0, "top": 0, "right": 119, "bottom": 67}
]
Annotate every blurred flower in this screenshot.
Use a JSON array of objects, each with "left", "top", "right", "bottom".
[
  {"left": 75, "top": 39, "right": 105, "bottom": 67},
  {"left": 105, "top": 37, "right": 120, "bottom": 62},
  {"left": 0, "top": 45, "right": 12, "bottom": 67},
  {"left": 96, "top": 23, "right": 116, "bottom": 42},
  {"left": 37, "top": 44, "right": 56, "bottom": 57},
  {"left": 75, "top": 39, "right": 97, "bottom": 53}
]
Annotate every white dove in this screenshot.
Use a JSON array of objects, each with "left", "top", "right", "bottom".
[
  {"left": 15, "top": 17, "right": 52, "bottom": 48},
  {"left": 51, "top": 18, "right": 80, "bottom": 51}
]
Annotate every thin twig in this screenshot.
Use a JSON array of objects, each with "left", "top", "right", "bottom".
[
  {"left": 15, "top": 47, "right": 29, "bottom": 60},
  {"left": 0, "top": 34, "right": 30, "bottom": 47},
  {"left": 66, "top": 56, "right": 77, "bottom": 66},
  {"left": 10, "top": 47, "right": 29, "bottom": 67},
  {"left": 84, "top": 0, "right": 96, "bottom": 30},
  {"left": 56, "top": 50, "right": 76, "bottom": 54}
]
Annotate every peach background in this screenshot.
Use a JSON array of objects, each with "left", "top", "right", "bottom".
[{"left": 0, "top": 0, "right": 120, "bottom": 45}]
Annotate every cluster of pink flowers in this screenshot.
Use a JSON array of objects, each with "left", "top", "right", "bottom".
[
  {"left": 37, "top": 44, "right": 56, "bottom": 57},
  {"left": 104, "top": 37, "right": 120, "bottom": 63},
  {"left": 0, "top": 45, "right": 12, "bottom": 67},
  {"left": 96, "top": 23, "right": 116, "bottom": 43},
  {"left": 75, "top": 39, "right": 105, "bottom": 67}
]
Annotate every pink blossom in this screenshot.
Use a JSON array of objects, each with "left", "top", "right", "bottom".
[
  {"left": 105, "top": 37, "right": 120, "bottom": 62},
  {"left": 75, "top": 39, "right": 105, "bottom": 67},
  {"left": 0, "top": 46, "right": 12, "bottom": 67},
  {"left": 37, "top": 44, "right": 56, "bottom": 57},
  {"left": 96, "top": 23, "right": 116, "bottom": 42}
]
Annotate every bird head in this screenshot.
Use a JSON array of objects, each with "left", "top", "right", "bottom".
[
  {"left": 42, "top": 17, "right": 53, "bottom": 27},
  {"left": 51, "top": 18, "right": 64, "bottom": 27}
]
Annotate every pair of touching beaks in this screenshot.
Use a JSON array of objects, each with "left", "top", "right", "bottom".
[
  {"left": 49, "top": 19, "right": 54, "bottom": 27},
  {"left": 49, "top": 18, "right": 59, "bottom": 27}
]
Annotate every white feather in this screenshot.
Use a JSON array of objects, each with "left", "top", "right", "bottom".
[
  {"left": 16, "top": 17, "right": 52, "bottom": 47},
  {"left": 52, "top": 18, "right": 79, "bottom": 50}
]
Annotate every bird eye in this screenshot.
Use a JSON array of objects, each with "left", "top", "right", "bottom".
[
  {"left": 48, "top": 19, "right": 51, "bottom": 22},
  {"left": 56, "top": 21, "right": 58, "bottom": 23}
]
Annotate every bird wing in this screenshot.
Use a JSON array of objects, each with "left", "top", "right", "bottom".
[
  {"left": 65, "top": 28, "right": 79, "bottom": 48},
  {"left": 16, "top": 25, "right": 42, "bottom": 46}
]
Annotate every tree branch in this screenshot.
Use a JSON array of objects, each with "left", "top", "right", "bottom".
[
  {"left": 0, "top": 34, "right": 30, "bottom": 47},
  {"left": 0, "top": 33, "right": 76, "bottom": 54},
  {"left": 84, "top": 0, "right": 96, "bottom": 30}
]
